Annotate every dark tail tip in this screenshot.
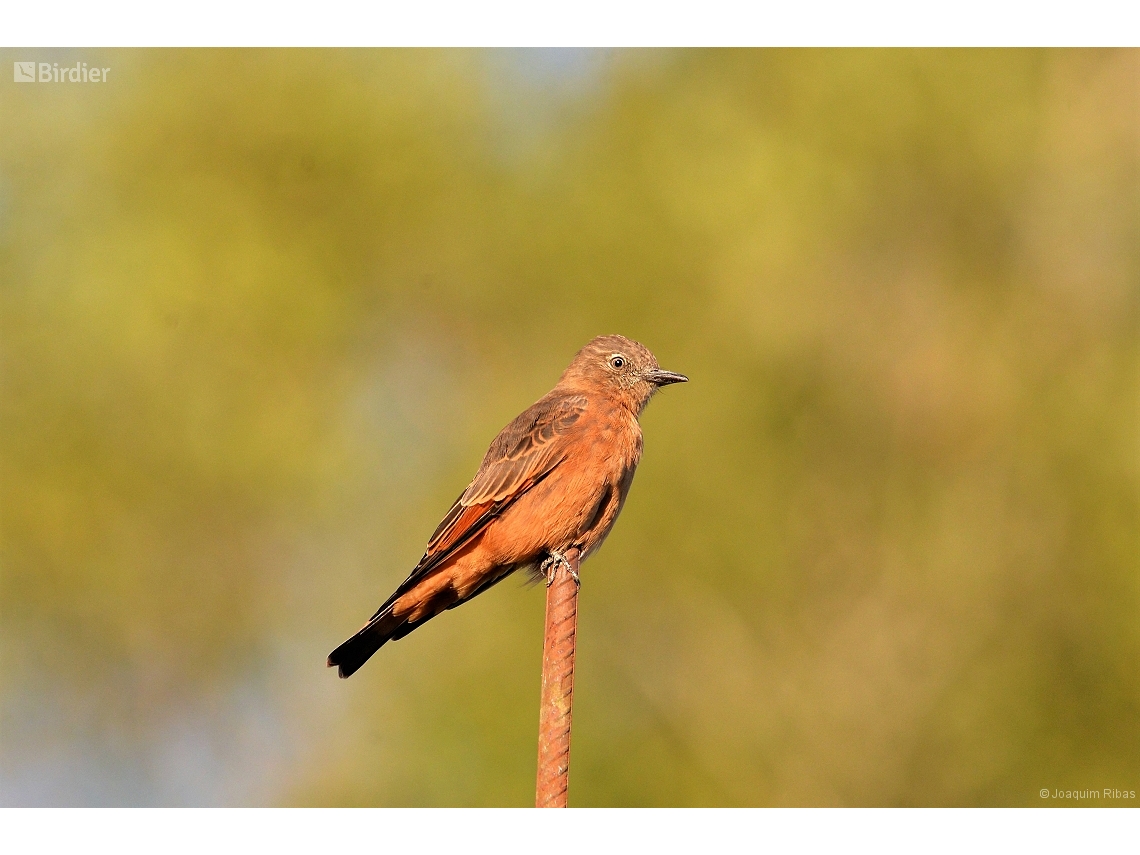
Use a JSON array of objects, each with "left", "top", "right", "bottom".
[
  {"left": 327, "top": 633, "right": 379, "bottom": 678},
  {"left": 327, "top": 611, "right": 403, "bottom": 678},
  {"left": 325, "top": 652, "right": 358, "bottom": 679}
]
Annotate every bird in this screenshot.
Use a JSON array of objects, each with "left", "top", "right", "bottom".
[{"left": 327, "top": 334, "right": 687, "bottom": 678}]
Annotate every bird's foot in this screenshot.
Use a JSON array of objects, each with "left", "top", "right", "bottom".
[
  {"left": 540, "top": 551, "right": 566, "bottom": 587},
  {"left": 541, "top": 550, "right": 580, "bottom": 588}
]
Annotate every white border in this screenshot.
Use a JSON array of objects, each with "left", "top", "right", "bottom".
[
  {"left": 3, "top": 807, "right": 1138, "bottom": 854},
  {"left": 2, "top": 2, "right": 1139, "bottom": 47}
]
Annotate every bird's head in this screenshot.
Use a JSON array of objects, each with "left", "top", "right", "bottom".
[{"left": 559, "top": 334, "right": 688, "bottom": 414}]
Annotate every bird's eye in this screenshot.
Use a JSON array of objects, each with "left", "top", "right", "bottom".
[{"left": 609, "top": 355, "right": 625, "bottom": 370}]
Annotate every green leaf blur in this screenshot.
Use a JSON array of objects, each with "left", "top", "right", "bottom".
[{"left": 1, "top": 48, "right": 1136, "bottom": 806}]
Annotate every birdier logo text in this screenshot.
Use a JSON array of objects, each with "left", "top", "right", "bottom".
[{"left": 13, "top": 62, "right": 110, "bottom": 83}]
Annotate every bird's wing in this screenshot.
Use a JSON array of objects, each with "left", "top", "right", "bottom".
[{"left": 370, "top": 392, "right": 587, "bottom": 616}]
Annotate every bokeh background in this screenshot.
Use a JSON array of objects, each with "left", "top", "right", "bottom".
[{"left": 1, "top": 48, "right": 1136, "bottom": 807}]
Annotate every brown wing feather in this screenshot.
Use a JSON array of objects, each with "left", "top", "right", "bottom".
[
  {"left": 366, "top": 392, "right": 587, "bottom": 619},
  {"left": 457, "top": 392, "right": 587, "bottom": 506}
]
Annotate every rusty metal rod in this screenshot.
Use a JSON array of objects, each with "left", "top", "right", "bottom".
[{"left": 535, "top": 549, "right": 580, "bottom": 808}]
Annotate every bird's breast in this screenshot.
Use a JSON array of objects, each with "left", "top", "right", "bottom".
[{"left": 480, "top": 401, "right": 642, "bottom": 564}]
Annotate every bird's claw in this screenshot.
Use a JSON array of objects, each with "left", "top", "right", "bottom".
[
  {"left": 541, "top": 552, "right": 566, "bottom": 587},
  {"left": 541, "top": 550, "right": 580, "bottom": 588}
]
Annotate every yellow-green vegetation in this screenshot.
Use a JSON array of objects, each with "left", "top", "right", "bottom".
[{"left": 1, "top": 48, "right": 1136, "bottom": 806}]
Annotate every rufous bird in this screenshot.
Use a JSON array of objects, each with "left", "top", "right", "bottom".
[{"left": 327, "top": 334, "right": 687, "bottom": 677}]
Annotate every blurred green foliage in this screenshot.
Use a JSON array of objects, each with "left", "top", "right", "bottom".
[{"left": 1, "top": 49, "right": 1136, "bottom": 806}]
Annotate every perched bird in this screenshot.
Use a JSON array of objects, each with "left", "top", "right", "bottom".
[{"left": 327, "top": 334, "right": 687, "bottom": 678}]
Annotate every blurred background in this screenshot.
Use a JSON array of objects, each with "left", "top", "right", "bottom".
[{"left": 0, "top": 48, "right": 1136, "bottom": 807}]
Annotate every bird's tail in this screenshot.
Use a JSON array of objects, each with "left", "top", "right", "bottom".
[
  {"left": 328, "top": 562, "right": 521, "bottom": 678},
  {"left": 326, "top": 608, "right": 405, "bottom": 678}
]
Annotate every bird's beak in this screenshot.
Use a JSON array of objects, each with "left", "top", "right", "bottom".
[{"left": 646, "top": 369, "right": 689, "bottom": 387}]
